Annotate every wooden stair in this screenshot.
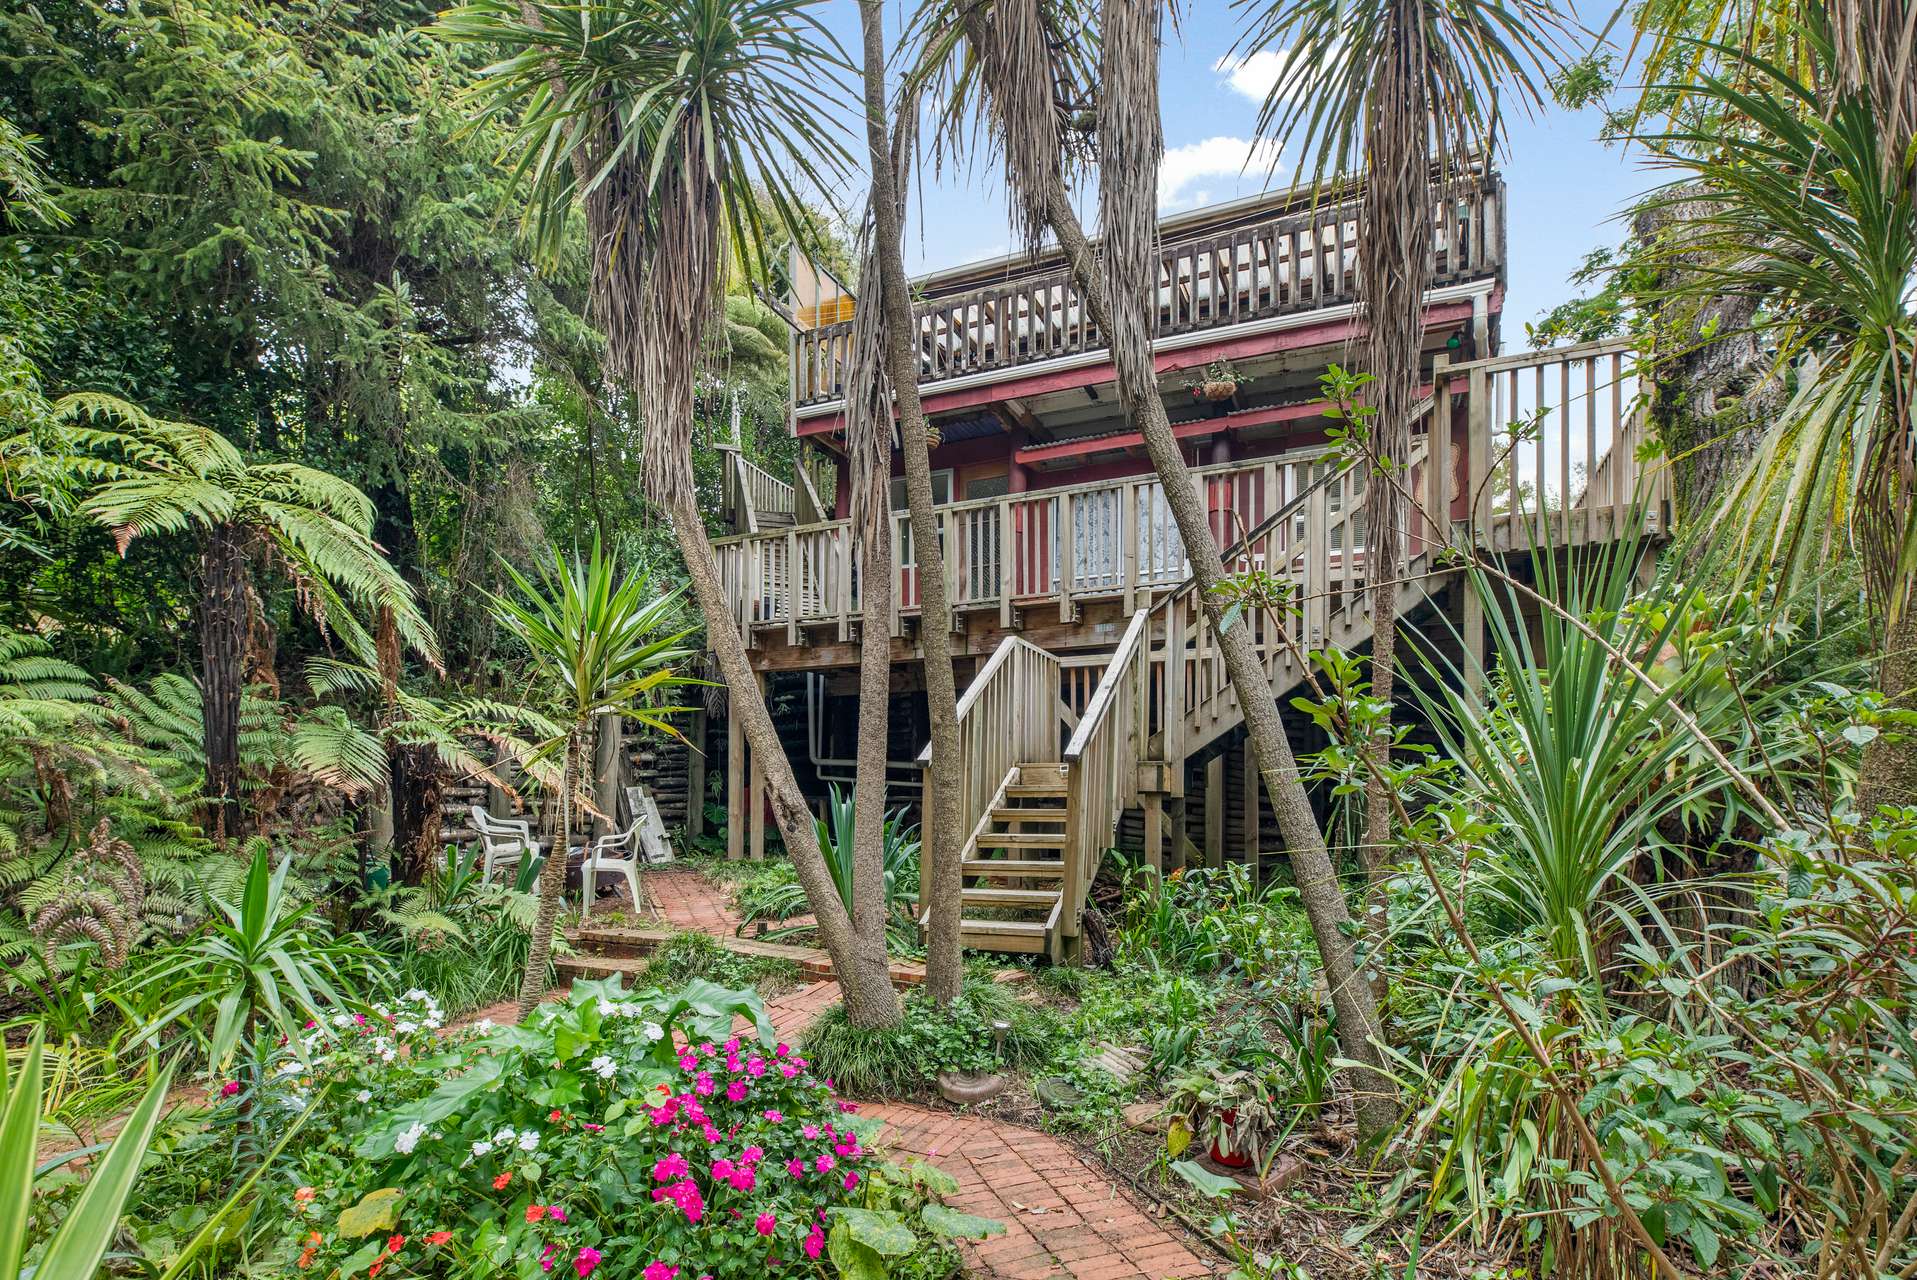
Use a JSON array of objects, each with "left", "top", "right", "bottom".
[{"left": 928, "top": 762, "right": 1070, "bottom": 962}]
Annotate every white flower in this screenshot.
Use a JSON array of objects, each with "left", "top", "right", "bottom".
[
  {"left": 404, "top": 988, "right": 430, "bottom": 1003},
  {"left": 331, "top": 1013, "right": 354, "bottom": 1028},
  {"left": 276, "top": 1060, "right": 304, "bottom": 1078},
  {"left": 595, "top": 998, "right": 616, "bottom": 1018},
  {"left": 517, "top": 1130, "right": 541, "bottom": 1152},
  {"left": 471, "top": 1139, "right": 494, "bottom": 1157},
  {"left": 356, "top": 1089, "right": 373, "bottom": 1103},
  {"left": 394, "top": 1122, "right": 428, "bottom": 1155},
  {"left": 394, "top": 1020, "right": 418, "bottom": 1036},
  {"left": 589, "top": 1055, "right": 617, "bottom": 1080},
  {"left": 494, "top": 1126, "right": 517, "bottom": 1144},
  {"left": 423, "top": 1016, "right": 442, "bottom": 1030},
  {"left": 475, "top": 1018, "right": 495, "bottom": 1032},
  {"left": 641, "top": 1021, "right": 664, "bottom": 1042}
]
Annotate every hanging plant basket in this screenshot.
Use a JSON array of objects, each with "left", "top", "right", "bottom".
[{"left": 1193, "top": 379, "right": 1238, "bottom": 402}]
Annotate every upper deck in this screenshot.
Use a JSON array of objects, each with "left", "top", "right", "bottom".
[{"left": 790, "top": 173, "right": 1505, "bottom": 418}]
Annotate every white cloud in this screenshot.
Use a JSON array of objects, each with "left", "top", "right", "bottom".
[
  {"left": 1213, "top": 40, "right": 1344, "bottom": 107},
  {"left": 1158, "top": 137, "right": 1284, "bottom": 211}
]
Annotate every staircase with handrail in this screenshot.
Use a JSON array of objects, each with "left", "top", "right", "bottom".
[{"left": 906, "top": 339, "right": 1669, "bottom": 961}]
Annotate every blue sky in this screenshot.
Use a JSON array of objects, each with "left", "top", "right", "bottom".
[{"left": 822, "top": 1, "right": 1649, "bottom": 339}]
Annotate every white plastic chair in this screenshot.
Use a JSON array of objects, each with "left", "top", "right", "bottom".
[
  {"left": 578, "top": 824, "right": 643, "bottom": 910},
  {"left": 471, "top": 806, "right": 537, "bottom": 882}
]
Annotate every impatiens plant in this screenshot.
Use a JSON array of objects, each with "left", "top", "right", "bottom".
[{"left": 262, "top": 978, "right": 996, "bottom": 1279}]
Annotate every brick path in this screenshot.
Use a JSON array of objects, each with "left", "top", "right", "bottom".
[{"left": 613, "top": 868, "right": 1217, "bottom": 1278}]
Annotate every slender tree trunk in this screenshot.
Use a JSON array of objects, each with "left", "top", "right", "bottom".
[
  {"left": 857, "top": 0, "right": 965, "bottom": 1004},
  {"left": 200, "top": 521, "right": 249, "bottom": 841},
  {"left": 849, "top": 430, "right": 899, "bottom": 1004},
  {"left": 518, "top": 728, "right": 577, "bottom": 1017},
  {"left": 667, "top": 497, "right": 900, "bottom": 1027},
  {"left": 1042, "top": 181, "right": 1399, "bottom": 1141},
  {"left": 1355, "top": 0, "right": 1429, "bottom": 990},
  {"left": 1859, "top": 601, "right": 1917, "bottom": 813}
]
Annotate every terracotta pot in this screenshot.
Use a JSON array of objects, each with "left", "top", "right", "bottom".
[{"left": 1208, "top": 1109, "right": 1252, "bottom": 1169}]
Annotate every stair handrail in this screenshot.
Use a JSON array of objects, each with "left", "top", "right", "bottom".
[
  {"left": 913, "top": 634, "right": 1064, "bottom": 921},
  {"left": 1059, "top": 606, "right": 1151, "bottom": 944}
]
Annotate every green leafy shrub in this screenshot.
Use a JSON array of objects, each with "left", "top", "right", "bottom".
[
  {"left": 640, "top": 931, "right": 802, "bottom": 996},
  {"left": 800, "top": 983, "right": 1058, "bottom": 1098},
  {"left": 372, "top": 845, "right": 544, "bottom": 1017},
  {"left": 262, "top": 979, "right": 982, "bottom": 1279}
]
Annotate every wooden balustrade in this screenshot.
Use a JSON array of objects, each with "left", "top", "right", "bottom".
[
  {"left": 719, "top": 451, "right": 797, "bottom": 534},
  {"left": 914, "top": 636, "right": 1063, "bottom": 910},
  {"left": 793, "top": 178, "right": 1505, "bottom": 408},
  {"left": 1060, "top": 608, "right": 1150, "bottom": 942}
]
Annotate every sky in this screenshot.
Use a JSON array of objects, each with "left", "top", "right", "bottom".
[{"left": 818, "top": 0, "right": 1652, "bottom": 341}]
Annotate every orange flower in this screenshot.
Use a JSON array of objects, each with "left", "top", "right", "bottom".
[
  {"left": 296, "top": 1249, "right": 316, "bottom": 1270},
  {"left": 549, "top": 1109, "right": 564, "bottom": 1123},
  {"left": 525, "top": 1204, "right": 547, "bottom": 1223},
  {"left": 368, "top": 1261, "right": 383, "bottom": 1279},
  {"left": 307, "top": 1232, "right": 323, "bottom": 1246},
  {"left": 492, "top": 1172, "right": 512, "bottom": 1191},
  {"left": 385, "top": 1234, "right": 406, "bottom": 1254},
  {"left": 293, "top": 1186, "right": 317, "bottom": 1205},
  {"left": 425, "top": 1231, "right": 453, "bottom": 1247}
]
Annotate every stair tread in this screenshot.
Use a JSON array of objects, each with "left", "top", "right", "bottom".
[
  {"left": 958, "top": 887, "right": 1060, "bottom": 905},
  {"left": 961, "top": 858, "right": 1066, "bottom": 877},
  {"left": 976, "top": 832, "right": 1066, "bottom": 847},
  {"left": 958, "top": 918, "right": 1049, "bottom": 936},
  {"left": 1005, "top": 784, "right": 1067, "bottom": 797},
  {"left": 988, "top": 807, "right": 1065, "bottom": 824}
]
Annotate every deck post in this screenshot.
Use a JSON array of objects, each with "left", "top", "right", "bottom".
[
  {"left": 726, "top": 697, "right": 745, "bottom": 862},
  {"left": 1464, "top": 363, "right": 1491, "bottom": 694},
  {"left": 1240, "top": 744, "right": 1261, "bottom": 878},
  {"left": 999, "top": 496, "right": 1015, "bottom": 627},
  {"left": 749, "top": 674, "right": 766, "bottom": 862},
  {"left": 918, "top": 762, "right": 936, "bottom": 933},
  {"left": 1204, "top": 752, "right": 1225, "bottom": 868},
  {"left": 1141, "top": 792, "right": 1164, "bottom": 874},
  {"left": 1058, "top": 496, "right": 1075, "bottom": 622},
  {"left": 686, "top": 709, "right": 708, "bottom": 840}
]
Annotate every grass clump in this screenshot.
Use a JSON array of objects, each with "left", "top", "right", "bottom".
[
  {"left": 799, "top": 980, "right": 1059, "bottom": 1098},
  {"left": 640, "top": 930, "right": 802, "bottom": 997}
]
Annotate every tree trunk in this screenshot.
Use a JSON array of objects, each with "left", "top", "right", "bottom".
[
  {"left": 517, "top": 729, "right": 576, "bottom": 1018},
  {"left": 200, "top": 521, "right": 249, "bottom": 841},
  {"left": 667, "top": 497, "right": 900, "bottom": 1027},
  {"left": 1355, "top": 0, "right": 1428, "bottom": 993},
  {"left": 391, "top": 742, "right": 445, "bottom": 886},
  {"left": 1859, "top": 601, "right": 1917, "bottom": 813},
  {"left": 849, "top": 415, "right": 899, "bottom": 1004},
  {"left": 1042, "top": 181, "right": 1399, "bottom": 1142},
  {"left": 857, "top": 0, "right": 965, "bottom": 1005}
]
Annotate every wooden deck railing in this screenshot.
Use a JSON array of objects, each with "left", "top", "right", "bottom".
[
  {"left": 719, "top": 451, "right": 796, "bottom": 534},
  {"left": 793, "top": 177, "right": 1506, "bottom": 408},
  {"left": 914, "top": 635, "right": 1063, "bottom": 909},
  {"left": 1060, "top": 608, "right": 1150, "bottom": 942}
]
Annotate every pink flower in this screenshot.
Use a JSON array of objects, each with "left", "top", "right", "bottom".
[
  {"left": 584, "top": 1122, "right": 605, "bottom": 1133},
  {"left": 785, "top": 1158, "right": 805, "bottom": 1177},
  {"left": 694, "top": 1072, "right": 715, "bottom": 1097},
  {"left": 843, "top": 1172, "right": 860, "bottom": 1190},
  {"left": 802, "top": 1125, "right": 819, "bottom": 1140},
  {"left": 778, "top": 1062, "right": 799, "bottom": 1079},
  {"left": 678, "top": 1052, "right": 699, "bottom": 1071},
  {"left": 540, "top": 1243, "right": 558, "bottom": 1274},
  {"left": 837, "top": 1101, "right": 858, "bottom": 1113},
  {"left": 725, "top": 1055, "right": 742, "bottom": 1073},
  {"left": 755, "top": 1213, "right": 776, "bottom": 1236},
  {"left": 746, "top": 1057, "right": 766, "bottom": 1078},
  {"left": 802, "top": 1227, "right": 824, "bottom": 1260},
  {"left": 775, "top": 1044, "right": 790, "bottom": 1059},
  {"left": 549, "top": 1206, "right": 568, "bottom": 1224},
  {"left": 642, "top": 1264, "right": 677, "bottom": 1280},
  {"left": 724, "top": 1037, "right": 741, "bottom": 1053},
  {"left": 740, "top": 1145, "right": 765, "bottom": 1164},
  {"left": 814, "top": 1154, "right": 835, "bottom": 1173},
  {"left": 712, "top": 1158, "right": 735, "bottom": 1182},
  {"left": 763, "top": 1110, "right": 783, "bottom": 1123},
  {"left": 729, "top": 1168, "right": 756, "bottom": 1192},
  {"left": 725, "top": 1080, "right": 748, "bottom": 1102},
  {"left": 220, "top": 1081, "right": 241, "bottom": 1097},
  {"left": 575, "top": 1247, "right": 602, "bottom": 1278},
  {"left": 653, "top": 1152, "right": 690, "bottom": 1182}
]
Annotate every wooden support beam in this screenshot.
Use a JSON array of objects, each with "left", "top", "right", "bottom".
[
  {"left": 685, "top": 709, "right": 708, "bottom": 840},
  {"left": 1165, "top": 795, "right": 1191, "bottom": 872},
  {"left": 1204, "top": 753, "right": 1225, "bottom": 869},
  {"left": 726, "top": 704, "right": 744, "bottom": 862},
  {"left": 749, "top": 678, "right": 767, "bottom": 862},
  {"left": 1240, "top": 741, "right": 1261, "bottom": 876},
  {"left": 1141, "top": 792, "right": 1164, "bottom": 874}
]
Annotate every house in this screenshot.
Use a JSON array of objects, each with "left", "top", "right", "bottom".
[{"left": 707, "top": 167, "right": 1667, "bottom": 960}]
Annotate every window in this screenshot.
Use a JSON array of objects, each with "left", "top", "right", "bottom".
[
  {"left": 890, "top": 470, "right": 953, "bottom": 509},
  {"left": 964, "top": 472, "right": 1011, "bottom": 501}
]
